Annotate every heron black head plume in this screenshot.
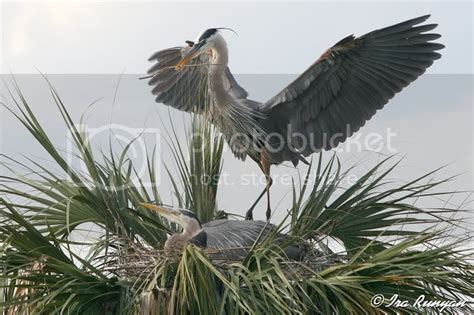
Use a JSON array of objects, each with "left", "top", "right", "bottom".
[
  {"left": 216, "top": 27, "right": 239, "bottom": 36},
  {"left": 198, "top": 27, "right": 239, "bottom": 42},
  {"left": 198, "top": 29, "right": 218, "bottom": 42}
]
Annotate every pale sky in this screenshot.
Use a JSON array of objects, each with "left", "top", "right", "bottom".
[
  {"left": 1, "top": 1, "right": 473, "bottom": 74},
  {"left": 0, "top": 1, "right": 473, "bottom": 223}
]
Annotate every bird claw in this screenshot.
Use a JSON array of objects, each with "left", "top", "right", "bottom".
[
  {"left": 245, "top": 209, "right": 254, "bottom": 220},
  {"left": 266, "top": 208, "right": 271, "bottom": 221}
]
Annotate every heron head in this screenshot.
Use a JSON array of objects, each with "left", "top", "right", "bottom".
[
  {"left": 176, "top": 28, "right": 236, "bottom": 70},
  {"left": 140, "top": 203, "right": 202, "bottom": 235},
  {"left": 175, "top": 28, "right": 219, "bottom": 70}
]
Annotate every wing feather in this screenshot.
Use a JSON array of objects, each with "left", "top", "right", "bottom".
[
  {"left": 147, "top": 45, "right": 249, "bottom": 113},
  {"left": 202, "top": 220, "right": 272, "bottom": 251},
  {"left": 263, "top": 15, "right": 443, "bottom": 153}
]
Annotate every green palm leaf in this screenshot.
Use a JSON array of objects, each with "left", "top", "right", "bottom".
[{"left": 0, "top": 79, "right": 471, "bottom": 314}]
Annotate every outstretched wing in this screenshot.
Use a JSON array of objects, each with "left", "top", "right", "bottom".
[
  {"left": 262, "top": 15, "right": 444, "bottom": 154},
  {"left": 147, "top": 44, "right": 249, "bottom": 113}
]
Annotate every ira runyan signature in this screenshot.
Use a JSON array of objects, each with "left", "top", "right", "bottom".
[{"left": 387, "top": 294, "right": 468, "bottom": 312}]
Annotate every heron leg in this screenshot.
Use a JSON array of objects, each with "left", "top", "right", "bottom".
[
  {"left": 245, "top": 188, "right": 266, "bottom": 220},
  {"left": 261, "top": 153, "right": 273, "bottom": 221},
  {"left": 244, "top": 153, "right": 273, "bottom": 221}
]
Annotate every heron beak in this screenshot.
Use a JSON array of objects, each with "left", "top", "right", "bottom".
[
  {"left": 140, "top": 203, "right": 181, "bottom": 222},
  {"left": 175, "top": 54, "right": 194, "bottom": 70},
  {"left": 175, "top": 44, "right": 201, "bottom": 70}
]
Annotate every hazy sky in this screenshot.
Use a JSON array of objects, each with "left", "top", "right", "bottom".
[
  {"left": 0, "top": 1, "right": 473, "bottom": 223},
  {"left": 1, "top": 1, "right": 473, "bottom": 74}
]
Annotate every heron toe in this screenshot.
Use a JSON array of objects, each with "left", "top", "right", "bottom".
[
  {"left": 245, "top": 209, "right": 254, "bottom": 220},
  {"left": 265, "top": 207, "right": 271, "bottom": 221}
]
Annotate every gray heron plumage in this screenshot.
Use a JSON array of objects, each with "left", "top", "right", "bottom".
[
  {"left": 146, "top": 15, "right": 443, "bottom": 220},
  {"left": 140, "top": 203, "right": 308, "bottom": 261}
]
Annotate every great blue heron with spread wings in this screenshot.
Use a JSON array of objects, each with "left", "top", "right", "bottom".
[{"left": 146, "top": 15, "right": 443, "bottom": 220}]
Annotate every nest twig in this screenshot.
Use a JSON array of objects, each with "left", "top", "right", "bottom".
[{"left": 103, "top": 243, "right": 343, "bottom": 281}]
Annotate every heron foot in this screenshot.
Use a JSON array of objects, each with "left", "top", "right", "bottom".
[
  {"left": 245, "top": 208, "right": 254, "bottom": 220},
  {"left": 265, "top": 207, "right": 271, "bottom": 221}
]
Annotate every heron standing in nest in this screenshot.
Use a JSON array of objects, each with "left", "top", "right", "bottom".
[{"left": 146, "top": 15, "right": 443, "bottom": 220}]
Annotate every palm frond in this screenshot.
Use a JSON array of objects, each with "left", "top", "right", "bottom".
[
  {"left": 0, "top": 79, "right": 472, "bottom": 314},
  {"left": 165, "top": 116, "right": 224, "bottom": 223},
  {"left": 291, "top": 154, "right": 462, "bottom": 257}
]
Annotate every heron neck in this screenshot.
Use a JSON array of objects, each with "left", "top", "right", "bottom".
[
  {"left": 206, "top": 36, "right": 266, "bottom": 151},
  {"left": 209, "top": 37, "right": 229, "bottom": 79},
  {"left": 164, "top": 230, "right": 198, "bottom": 250}
]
